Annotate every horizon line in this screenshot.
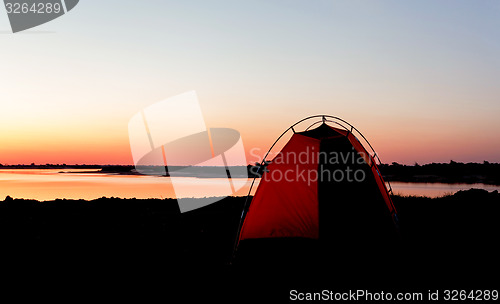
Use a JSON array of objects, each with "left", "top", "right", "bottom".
[{"left": 1, "top": 161, "right": 499, "bottom": 167}]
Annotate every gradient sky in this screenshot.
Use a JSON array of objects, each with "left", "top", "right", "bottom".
[{"left": 1, "top": 0, "right": 499, "bottom": 165}]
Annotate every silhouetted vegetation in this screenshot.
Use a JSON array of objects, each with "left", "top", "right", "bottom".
[
  {"left": 379, "top": 161, "right": 500, "bottom": 184},
  {"left": 0, "top": 189, "right": 498, "bottom": 298},
  {"left": 0, "top": 163, "right": 102, "bottom": 169}
]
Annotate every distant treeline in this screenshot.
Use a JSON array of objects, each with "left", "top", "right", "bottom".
[
  {"left": 2, "top": 161, "right": 499, "bottom": 184},
  {"left": 379, "top": 161, "right": 500, "bottom": 184},
  {"left": 249, "top": 161, "right": 500, "bottom": 184},
  {"left": 0, "top": 163, "right": 103, "bottom": 169}
]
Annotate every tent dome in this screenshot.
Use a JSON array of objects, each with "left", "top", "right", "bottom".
[{"left": 234, "top": 117, "right": 399, "bottom": 271}]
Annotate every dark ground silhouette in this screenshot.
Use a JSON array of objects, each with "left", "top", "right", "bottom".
[{"left": 0, "top": 189, "right": 498, "bottom": 301}]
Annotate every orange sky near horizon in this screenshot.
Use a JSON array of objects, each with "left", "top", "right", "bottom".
[
  {"left": 1, "top": 113, "right": 499, "bottom": 166},
  {"left": 1, "top": 1, "right": 499, "bottom": 166}
]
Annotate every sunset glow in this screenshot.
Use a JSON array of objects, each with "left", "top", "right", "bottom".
[{"left": 1, "top": 1, "right": 499, "bottom": 166}]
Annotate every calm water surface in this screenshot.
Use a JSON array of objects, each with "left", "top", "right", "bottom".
[{"left": 0, "top": 169, "right": 498, "bottom": 201}]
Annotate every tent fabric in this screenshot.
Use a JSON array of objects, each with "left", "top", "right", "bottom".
[
  {"left": 239, "top": 134, "right": 320, "bottom": 239},
  {"left": 238, "top": 123, "right": 397, "bottom": 244},
  {"left": 345, "top": 132, "right": 394, "bottom": 214}
]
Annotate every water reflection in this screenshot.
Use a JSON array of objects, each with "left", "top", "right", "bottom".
[{"left": 0, "top": 169, "right": 498, "bottom": 201}]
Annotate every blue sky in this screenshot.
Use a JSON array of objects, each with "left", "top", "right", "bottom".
[{"left": 1, "top": 0, "right": 499, "bottom": 164}]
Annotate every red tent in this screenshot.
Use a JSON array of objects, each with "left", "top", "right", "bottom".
[{"left": 234, "top": 116, "right": 398, "bottom": 265}]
